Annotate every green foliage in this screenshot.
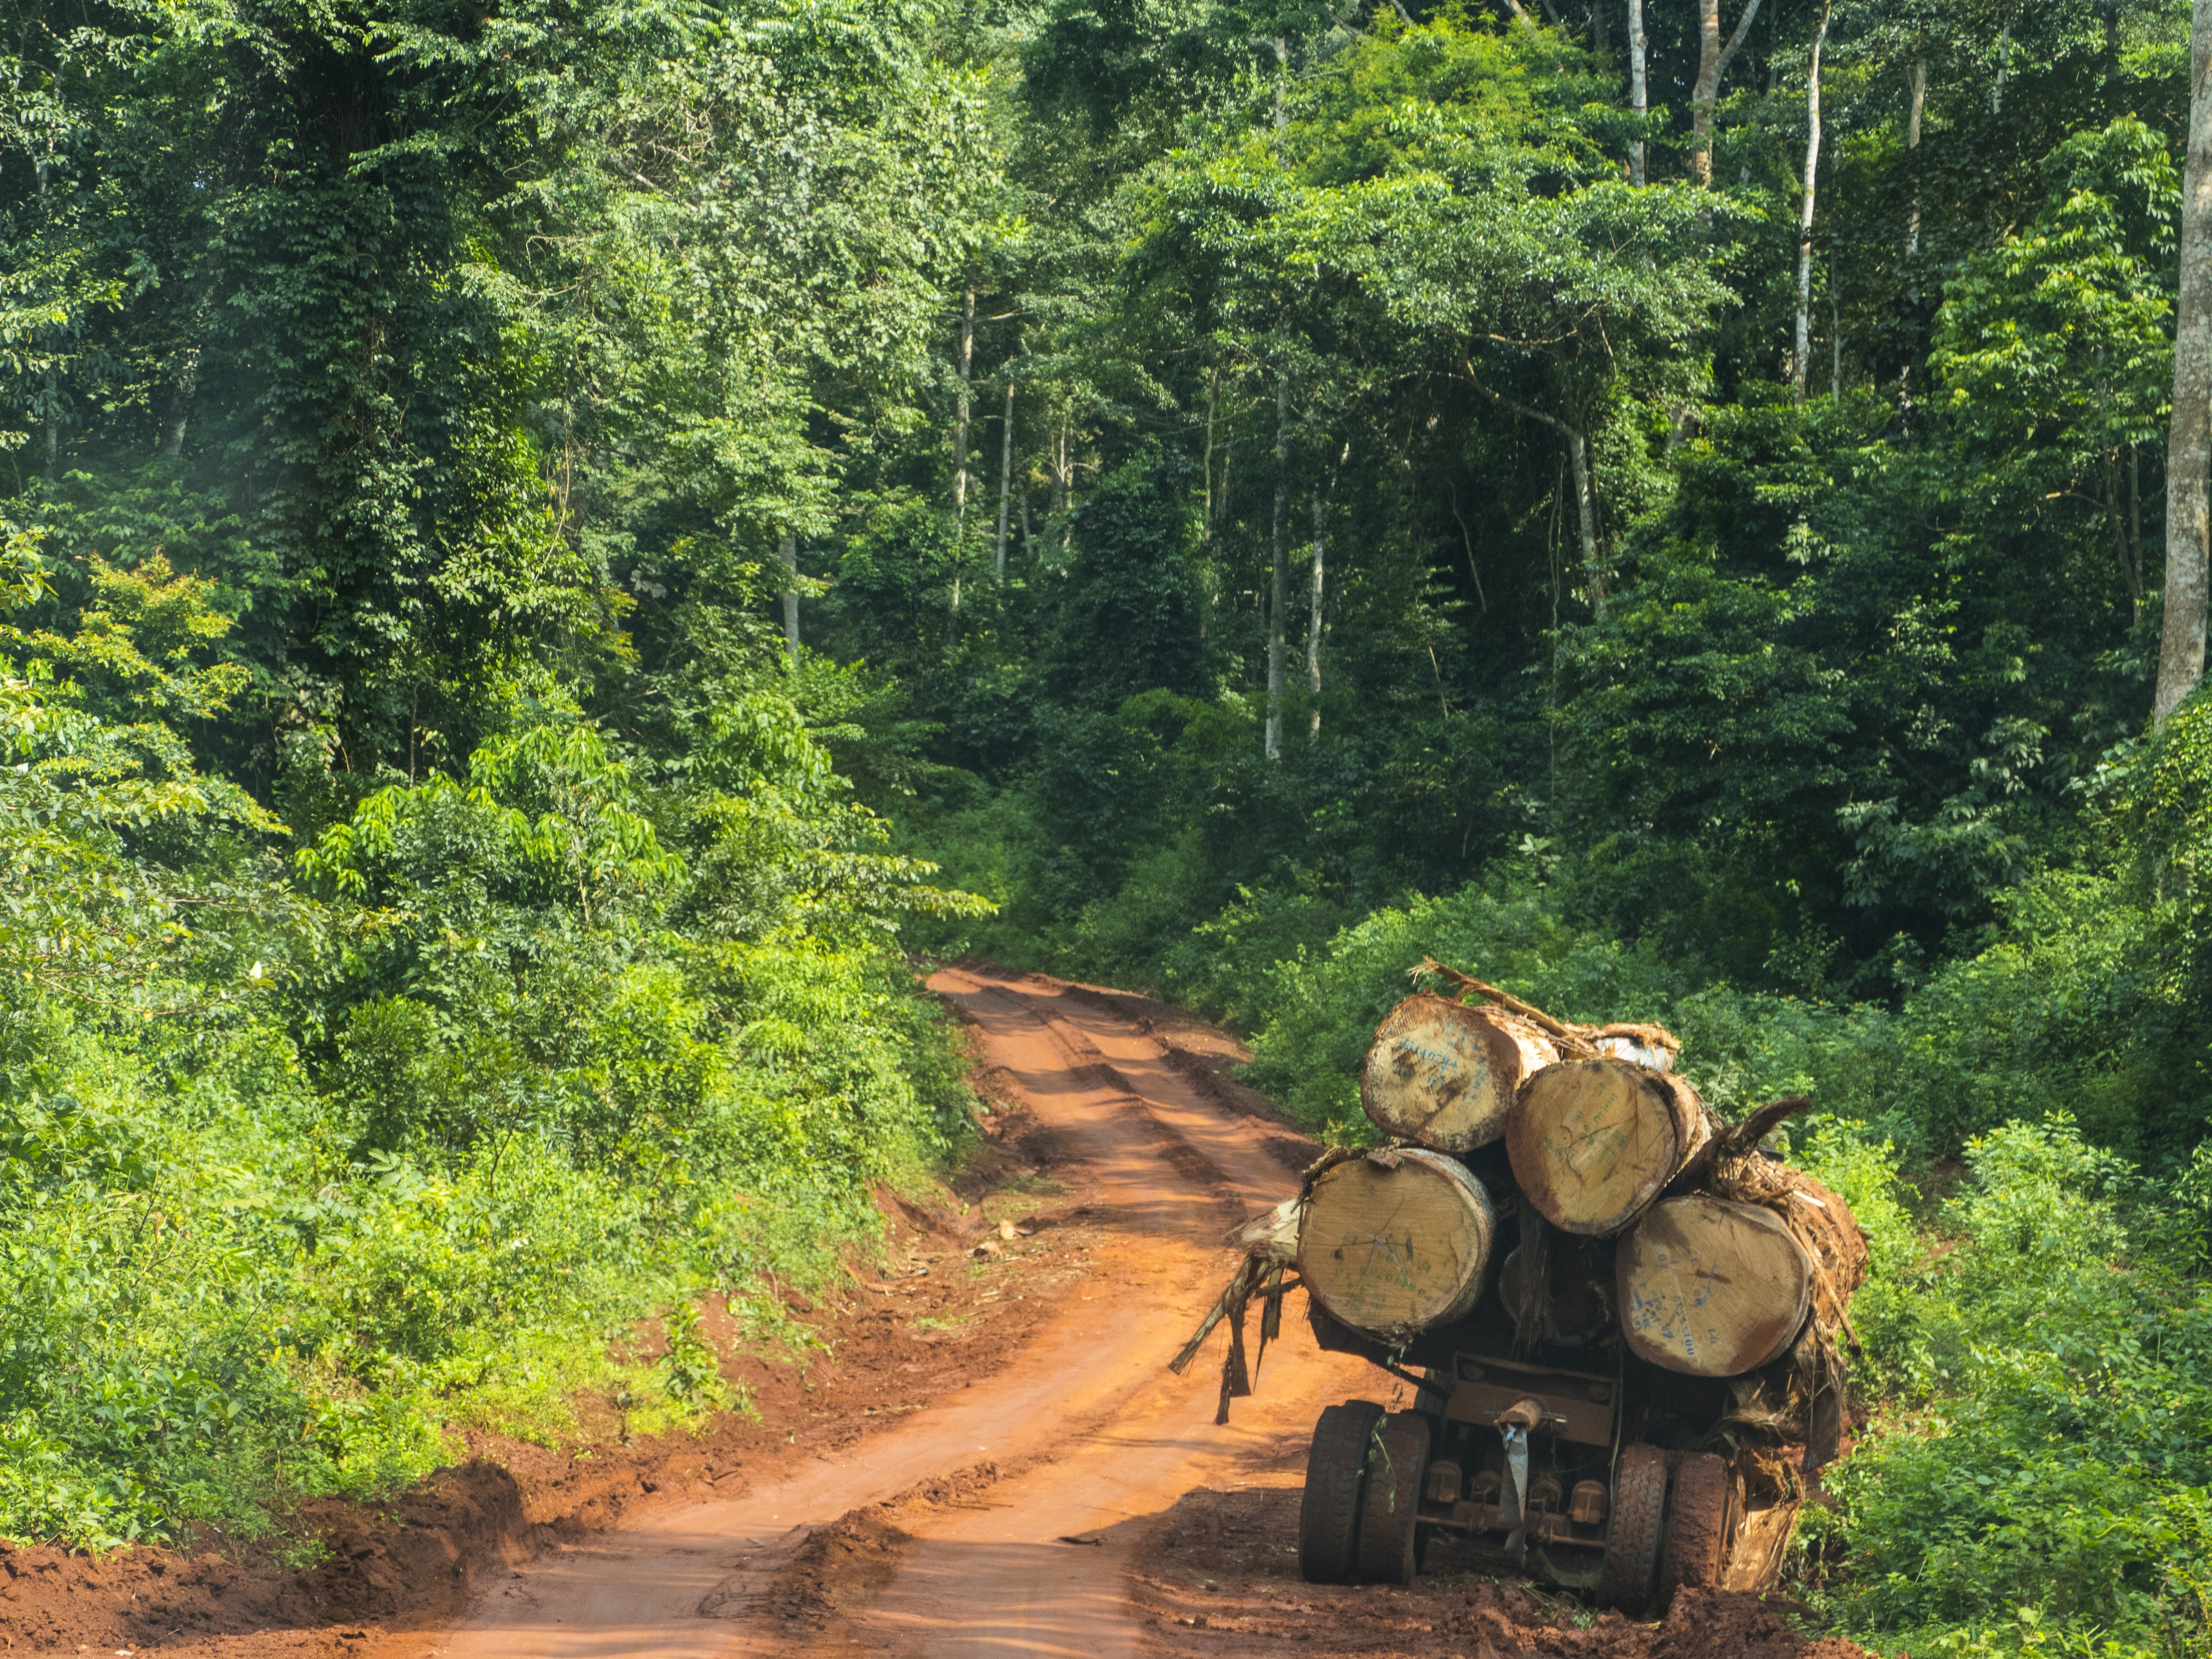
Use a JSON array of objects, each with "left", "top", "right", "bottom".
[{"left": 1812, "top": 1120, "right": 2212, "bottom": 1655}]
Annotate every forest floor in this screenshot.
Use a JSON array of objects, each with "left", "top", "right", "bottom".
[{"left": 0, "top": 965, "right": 1878, "bottom": 1659}]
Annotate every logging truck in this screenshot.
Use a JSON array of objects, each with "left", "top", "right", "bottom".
[
  {"left": 1189, "top": 968, "right": 1864, "bottom": 1612},
  {"left": 1292, "top": 1203, "right": 1814, "bottom": 1612}
]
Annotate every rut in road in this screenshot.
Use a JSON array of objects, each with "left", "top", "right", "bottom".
[{"left": 407, "top": 964, "right": 1371, "bottom": 1659}]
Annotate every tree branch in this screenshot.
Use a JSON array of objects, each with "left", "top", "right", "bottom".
[{"left": 1715, "top": 0, "right": 1763, "bottom": 83}]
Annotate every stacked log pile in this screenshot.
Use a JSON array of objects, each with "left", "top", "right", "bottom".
[{"left": 1178, "top": 957, "right": 1867, "bottom": 1468}]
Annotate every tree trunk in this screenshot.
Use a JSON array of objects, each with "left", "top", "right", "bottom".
[
  {"left": 1791, "top": 5, "right": 1831, "bottom": 405},
  {"left": 1297, "top": 1148, "right": 1500, "bottom": 1339},
  {"left": 946, "top": 286, "right": 977, "bottom": 641},
  {"left": 1362, "top": 994, "right": 1558, "bottom": 1153},
  {"left": 995, "top": 374, "right": 1015, "bottom": 582},
  {"left": 1267, "top": 372, "right": 1289, "bottom": 761},
  {"left": 1616, "top": 1195, "right": 1813, "bottom": 1376},
  {"left": 2109, "top": 448, "right": 2145, "bottom": 622},
  {"left": 1508, "top": 1058, "right": 1715, "bottom": 1235},
  {"left": 1307, "top": 487, "right": 1326, "bottom": 737},
  {"left": 953, "top": 286, "right": 976, "bottom": 525},
  {"left": 2160, "top": 0, "right": 2212, "bottom": 726},
  {"left": 777, "top": 531, "right": 799, "bottom": 658},
  {"left": 1904, "top": 58, "right": 1927, "bottom": 260},
  {"left": 1566, "top": 425, "right": 1603, "bottom": 611},
  {"left": 1202, "top": 368, "right": 1219, "bottom": 540},
  {"left": 1628, "top": 0, "right": 1648, "bottom": 186},
  {"left": 1690, "top": 0, "right": 1762, "bottom": 185}
]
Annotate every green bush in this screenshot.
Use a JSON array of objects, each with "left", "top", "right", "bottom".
[{"left": 0, "top": 546, "right": 987, "bottom": 1548}]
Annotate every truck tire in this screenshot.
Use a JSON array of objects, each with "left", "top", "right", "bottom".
[
  {"left": 1660, "top": 1452, "right": 1734, "bottom": 1603},
  {"left": 1355, "top": 1412, "right": 1432, "bottom": 1586},
  {"left": 1299, "top": 1400, "right": 1385, "bottom": 1584},
  {"left": 1599, "top": 1444, "right": 1670, "bottom": 1616}
]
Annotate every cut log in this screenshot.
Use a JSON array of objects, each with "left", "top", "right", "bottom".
[
  {"left": 1709, "top": 1154, "right": 1867, "bottom": 1339},
  {"left": 1296, "top": 1148, "right": 1499, "bottom": 1340},
  {"left": 1361, "top": 993, "right": 1559, "bottom": 1152},
  {"left": 1507, "top": 1059, "right": 1714, "bottom": 1236},
  {"left": 1616, "top": 1194, "right": 1813, "bottom": 1376}
]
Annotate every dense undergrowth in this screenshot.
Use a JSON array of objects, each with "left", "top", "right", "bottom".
[{"left": 0, "top": 541, "right": 986, "bottom": 1550}]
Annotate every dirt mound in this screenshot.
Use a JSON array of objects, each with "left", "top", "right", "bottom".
[{"left": 755, "top": 1460, "right": 1004, "bottom": 1629}]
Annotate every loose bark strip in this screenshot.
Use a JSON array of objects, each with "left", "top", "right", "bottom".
[
  {"left": 1508, "top": 1058, "right": 1713, "bottom": 1236},
  {"left": 1617, "top": 1194, "right": 1812, "bottom": 1376},
  {"left": 1361, "top": 993, "right": 1557, "bottom": 1152},
  {"left": 1297, "top": 1148, "right": 1499, "bottom": 1339}
]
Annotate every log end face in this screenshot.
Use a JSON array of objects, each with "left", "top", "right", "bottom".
[
  {"left": 1509, "top": 1057, "right": 1682, "bottom": 1236},
  {"left": 1616, "top": 1195, "right": 1813, "bottom": 1377},
  {"left": 1360, "top": 995, "right": 1542, "bottom": 1152},
  {"left": 1296, "top": 1148, "right": 1497, "bottom": 1339}
]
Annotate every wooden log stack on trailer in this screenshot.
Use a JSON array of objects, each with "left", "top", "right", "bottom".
[{"left": 1175, "top": 956, "right": 1869, "bottom": 1614}]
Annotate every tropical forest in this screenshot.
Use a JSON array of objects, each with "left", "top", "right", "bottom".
[{"left": 7, "top": 0, "right": 2212, "bottom": 1650}]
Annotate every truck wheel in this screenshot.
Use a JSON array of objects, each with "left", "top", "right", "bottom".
[
  {"left": 1299, "top": 1400, "right": 1384, "bottom": 1584},
  {"left": 1660, "top": 1452, "right": 1734, "bottom": 1603},
  {"left": 1599, "top": 1444, "right": 1670, "bottom": 1616},
  {"left": 1355, "top": 1412, "right": 1432, "bottom": 1586}
]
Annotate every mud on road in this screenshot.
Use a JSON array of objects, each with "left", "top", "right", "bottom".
[{"left": 1, "top": 965, "right": 1878, "bottom": 1659}]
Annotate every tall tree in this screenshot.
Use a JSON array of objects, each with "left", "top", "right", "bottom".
[
  {"left": 1792, "top": 3, "right": 1834, "bottom": 404},
  {"left": 1629, "top": 0, "right": 1649, "bottom": 187},
  {"left": 2160, "top": 0, "right": 2212, "bottom": 725}
]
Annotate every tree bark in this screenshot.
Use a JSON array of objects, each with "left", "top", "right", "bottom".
[
  {"left": 1691, "top": 0, "right": 1762, "bottom": 185},
  {"left": 1202, "top": 369, "right": 1219, "bottom": 540},
  {"left": 994, "top": 374, "right": 1015, "bottom": 582},
  {"left": 1792, "top": 4, "right": 1831, "bottom": 406},
  {"left": 1266, "top": 372, "right": 1289, "bottom": 761},
  {"left": 777, "top": 531, "right": 799, "bottom": 658},
  {"left": 1362, "top": 994, "right": 1558, "bottom": 1152},
  {"left": 947, "top": 286, "right": 977, "bottom": 640},
  {"left": 2159, "top": 0, "right": 2212, "bottom": 725},
  {"left": 1628, "top": 0, "right": 1648, "bottom": 186},
  {"left": 1307, "top": 487, "right": 1325, "bottom": 737}
]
